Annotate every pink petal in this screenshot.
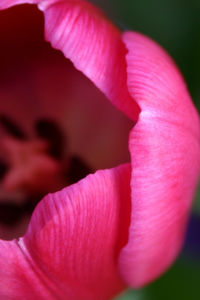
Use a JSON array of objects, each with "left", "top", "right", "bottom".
[
  {"left": 118, "top": 32, "right": 200, "bottom": 287},
  {"left": 34, "top": 0, "right": 139, "bottom": 121},
  {"left": 0, "top": 164, "right": 131, "bottom": 299}
]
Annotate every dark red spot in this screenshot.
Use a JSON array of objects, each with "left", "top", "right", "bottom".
[
  {"left": 0, "top": 115, "right": 27, "bottom": 140},
  {"left": 0, "top": 160, "right": 9, "bottom": 180},
  {"left": 35, "top": 118, "right": 64, "bottom": 159},
  {"left": 67, "top": 156, "right": 93, "bottom": 184},
  {"left": 0, "top": 202, "right": 24, "bottom": 226}
]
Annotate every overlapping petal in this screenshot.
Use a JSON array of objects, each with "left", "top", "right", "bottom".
[
  {"left": 119, "top": 32, "right": 200, "bottom": 287},
  {"left": 0, "top": 164, "right": 131, "bottom": 299}
]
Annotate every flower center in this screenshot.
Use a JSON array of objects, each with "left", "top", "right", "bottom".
[
  {"left": 0, "top": 116, "right": 92, "bottom": 228},
  {"left": 1, "top": 136, "right": 64, "bottom": 194}
]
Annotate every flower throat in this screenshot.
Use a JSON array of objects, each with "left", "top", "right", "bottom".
[{"left": 0, "top": 115, "right": 92, "bottom": 227}]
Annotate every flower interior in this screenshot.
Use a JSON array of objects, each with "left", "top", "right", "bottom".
[{"left": 0, "top": 4, "right": 133, "bottom": 239}]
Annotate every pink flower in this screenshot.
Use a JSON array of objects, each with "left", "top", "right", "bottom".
[{"left": 0, "top": 0, "right": 200, "bottom": 299}]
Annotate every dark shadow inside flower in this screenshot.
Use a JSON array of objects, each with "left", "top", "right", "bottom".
[{"left": 0, "top": 4, "right": 132, "bottom": 240}]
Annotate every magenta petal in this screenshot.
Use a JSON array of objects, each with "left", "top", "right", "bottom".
[
  {"left": 0, "top": 239, "right": 59, "bottom": 299},
  {"left": 36, "top": 0, "right": 140, "bottom": 121},
  {"left": 119, "top": 32, "right": 200, "bottom": 287},
  {"left": 0, "top": 164, "right": 131, "bottom": 299}
]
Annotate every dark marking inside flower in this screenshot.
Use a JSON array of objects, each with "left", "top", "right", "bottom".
[
  {"left": 0, "top": 116, "right": 93, "bottom": 228},
  {"left": 0, "top": 194, "right": 43, "bottom": 226},
  {"left": 0, "top": 202, "right": 24, "bottom": 226},
  {"left": 0, "top": 156, "right": 93, "bottom": 227},
  {"left": 23, "top": 194, "right": 43, "bottom": 215},
  {"left": 35, "top": 118, "right": 64, "bottom": 159},
  {"left": 0, "top": 160, "right": 9, "bottom": 180},
  {"left": 67, "top": 156, "right": 93, "bottom": 184},
  {"left": 0, "top": 115, "right": 27, "bottom": 139}
]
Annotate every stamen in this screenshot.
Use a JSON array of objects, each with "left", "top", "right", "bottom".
[
  {"left": 0, "top": 115, "right": 27, "bottom": 139},
  {"left": 68, "top": 156, "right": 93, "bottom": 184},
  {"left": 35, "top": 118, "right": 64, "bottom": 159}
]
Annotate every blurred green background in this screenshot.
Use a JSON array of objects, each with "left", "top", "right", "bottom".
[{"left": 92, "top": 1, "right": 200, "bottom": 299}]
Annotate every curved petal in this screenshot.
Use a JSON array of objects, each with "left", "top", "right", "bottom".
[
  {"left": 39, "top": 0, "right": 140, "bottom": 121},
  {"left": 118, "top": 32, "right": 200, "bottom": 287},
  {"left": 0, "top": 164, "right": 131, "bottom": 299}
]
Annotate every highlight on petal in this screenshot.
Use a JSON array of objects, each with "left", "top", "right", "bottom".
[
  {"left": 0, "top": 0, "right": 37, "bottom": 9},
  {"left": 119, "top": 32, "right": 200, "bottom": 288},
  {"left": 37, "top": 0, "right": 140, "bottom": 121},
  {"left": 0, "top": 164, "right": 131, "bottom": 300}
]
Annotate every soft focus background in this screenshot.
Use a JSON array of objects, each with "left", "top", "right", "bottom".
[{"left": 91, "top": 0, "right": 200, "bottom": 299}]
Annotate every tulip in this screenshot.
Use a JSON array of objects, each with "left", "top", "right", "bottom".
[{"left": 0, "top": 0, "right": 200, "bottom": 299}]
